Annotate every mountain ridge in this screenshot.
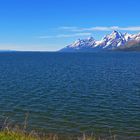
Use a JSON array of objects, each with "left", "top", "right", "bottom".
[{"left": 59, "top": 31, "right": 140, "bottom": 52}]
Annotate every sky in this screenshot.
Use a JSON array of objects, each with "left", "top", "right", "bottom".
[{"left": 0, "top": 0, "right": 140, "bottom": 51}]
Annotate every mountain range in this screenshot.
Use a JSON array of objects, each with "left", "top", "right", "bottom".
[{"left": 59, "top": 31, "right": 140, "bottom": 52}]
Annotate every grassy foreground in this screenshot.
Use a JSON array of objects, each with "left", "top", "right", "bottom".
[
  {"left": 0, "top": 131, "right": 38, "bottom": 140},
  {"left": 0, "top": 130, "right": 99, "bottom": 140},
  {"left": 0, "top": 117, "right": 116, "bottom": 140},
  {"left": 0, "top": 128, "right": 117, "bottom": 140}
]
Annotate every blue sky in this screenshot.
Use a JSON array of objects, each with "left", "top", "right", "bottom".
[{"left": 0, "top": 0, "right": 140, "bottom": 51}]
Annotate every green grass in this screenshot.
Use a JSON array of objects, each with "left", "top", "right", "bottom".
[
  {"left": 0, "top": 131, "right": 38, "bottom": 140},
  {"left": 0, "top": 131, "right": 96, "bottom": 140},
  {"left": 0, "top": 129, "right": 116, "bottom": 140},
  {"left": 0, "top": 116, "right": 116, "bottom": 140}
]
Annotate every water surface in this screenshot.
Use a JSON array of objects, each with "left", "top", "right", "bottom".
[{"left": 0, "top": 52, "right": 139, "bottom": 139}]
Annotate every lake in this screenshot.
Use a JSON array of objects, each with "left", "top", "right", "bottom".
[{"left": 0, "top": 52, "right": 139, "bottom": 139}]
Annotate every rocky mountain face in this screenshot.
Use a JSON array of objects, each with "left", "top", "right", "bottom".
[{"left": 59, "top": 31, "right": 140, "bottom": 52}]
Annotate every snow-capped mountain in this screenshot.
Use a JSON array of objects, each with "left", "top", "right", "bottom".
[
  {"left": 59, "top": 31, "right": 140, "bottom": 52},
  {"left": 68, "top": 37, "right": 96, "bottom": 49}
]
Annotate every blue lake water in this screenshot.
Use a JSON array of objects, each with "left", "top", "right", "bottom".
[{"left": 0, "top": 52, "right": 139, "bottom": 139}]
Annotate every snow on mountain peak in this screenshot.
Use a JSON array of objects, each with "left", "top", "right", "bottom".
[
  {"left": 87, "top": 36, "right": 95, "bottom": 41},
  {"left": 96, "top": 30, "right": 126, "bottom": 49},
  {"left": 69, "top": 37, "right": 96, "bottom": 49},
  {"left": 108, "top": 30, "right": 123, "bottom": 39},
  {"left": 60, "top": 31, "right": 140, "bottom": 52},
  {"left": 123, "top": 33, "right": 132, "bottom": 41}
]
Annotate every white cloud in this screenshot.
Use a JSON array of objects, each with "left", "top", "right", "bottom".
[
  {"left": 39, "top": 33, "right": 92, "bottom": 39},
  {"left": 58, "top": 26, "right": 78, "bottom": 30},
  {"left": 59, "top": 26, "right": 140, "bottom": 32},
  {"left": 38, "top": 26, "right": 140, "bottom": 39}
]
